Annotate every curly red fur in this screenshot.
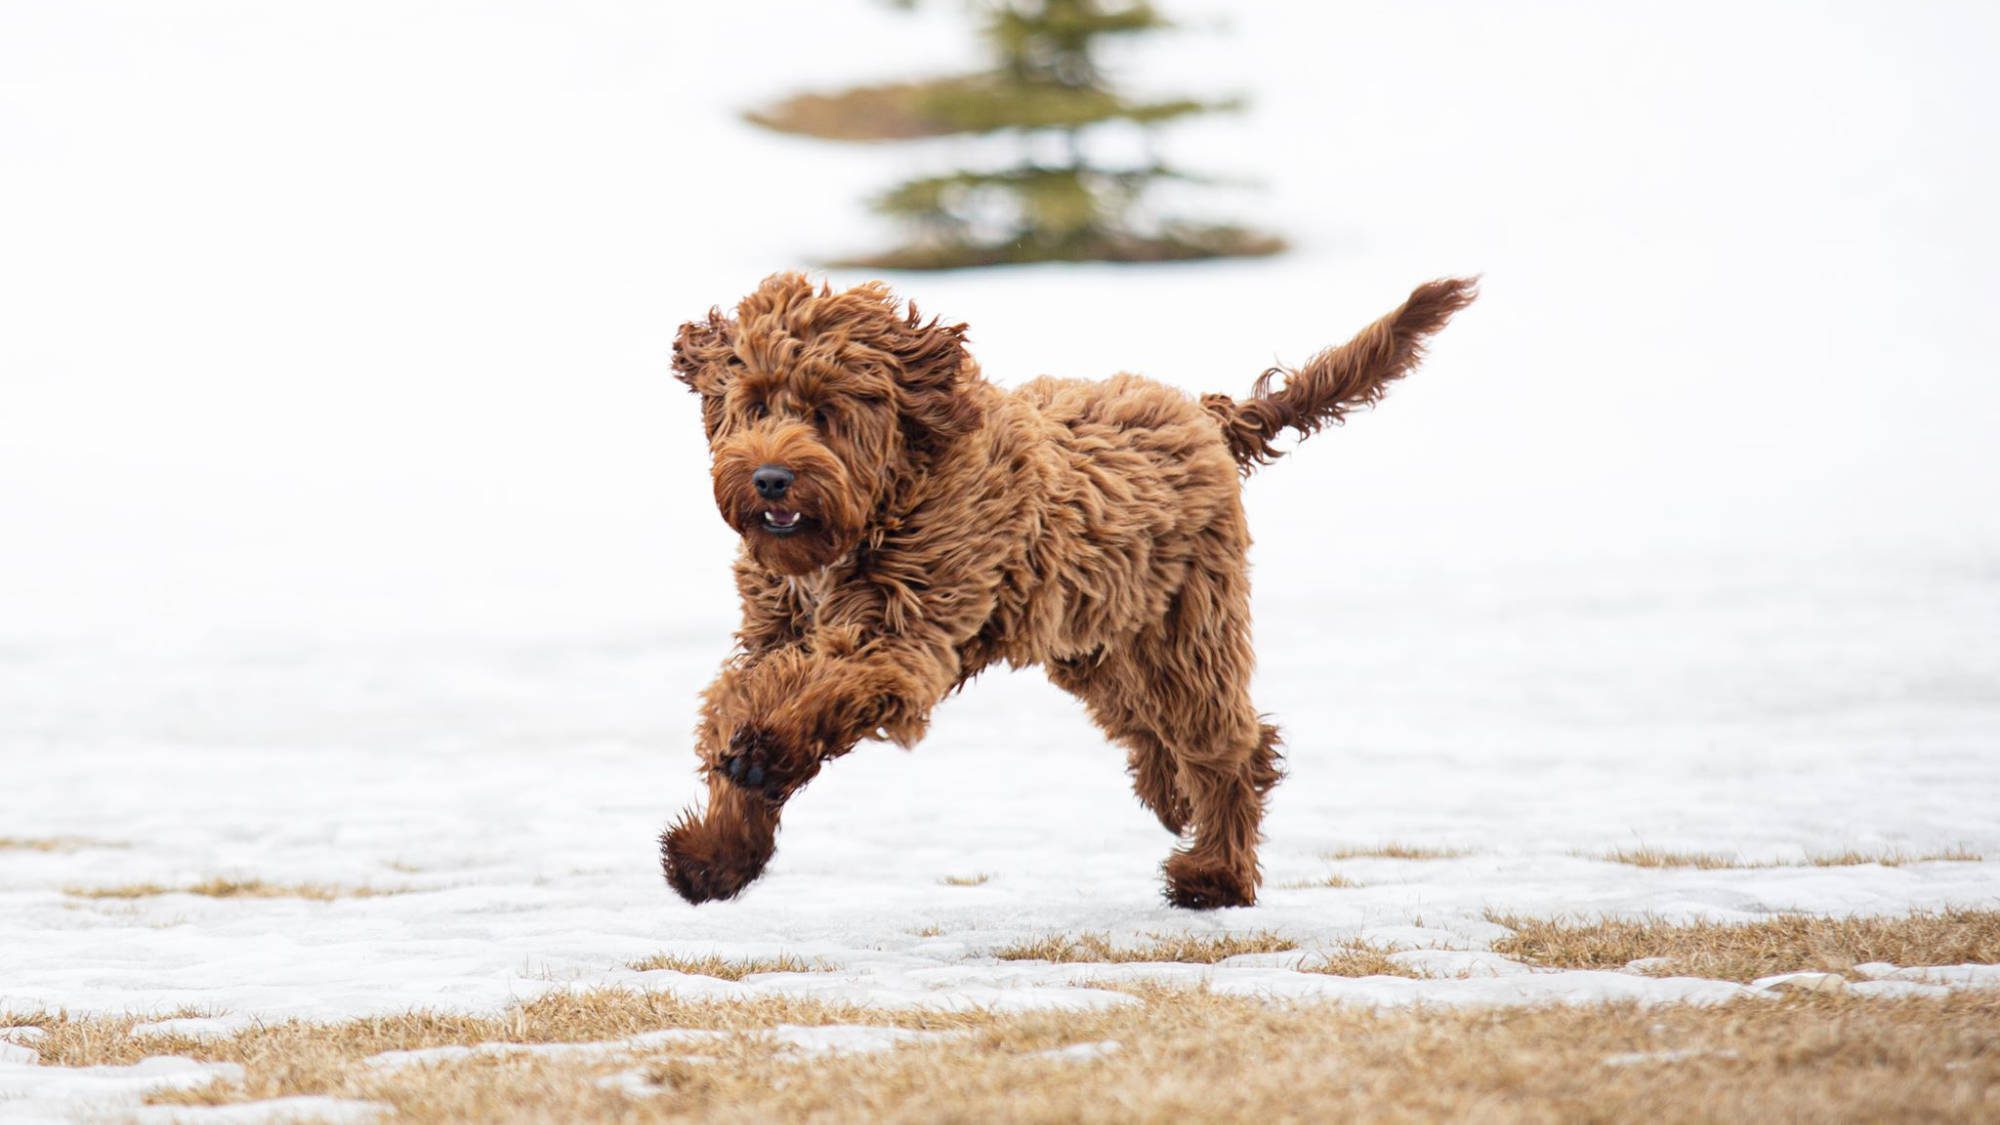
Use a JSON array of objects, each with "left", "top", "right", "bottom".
[
  {"left": 1204, "top": 277, "right": 1479, "bottom": 471},
  {"left": 660, "top": 272, "right": 1475, "bottom": 908}
]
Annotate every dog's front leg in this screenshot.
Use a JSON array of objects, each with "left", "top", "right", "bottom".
[
  {"left": 708, "top": 640, "right": 946, "bottom": 797},
  {"left": 660, "top": 638, "right": 953, "bottom": 904},
  {"left": 658, "top": 771, "right": 781, "bottom": 904},
  {"left": 657, "top": 654, "right": 801, "bottom": 905}
]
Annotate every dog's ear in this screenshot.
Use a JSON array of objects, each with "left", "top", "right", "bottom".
[
  {"left": 671, "top": 310, "right": 733, "bottom": 395},
  {"left": 672, "top": 310, "right": 734, "bottom": 440},
  {"left": 889, "top": 305, "right": 981, "bottom": 455}
]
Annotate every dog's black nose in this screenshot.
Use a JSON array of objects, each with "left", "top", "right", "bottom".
[{"left": 752, "top": 465, "right": 794, "bottom": 499}]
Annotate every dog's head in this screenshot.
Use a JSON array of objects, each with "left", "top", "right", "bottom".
[{"left": 672, "top": 273, "right": 980, "bottom": 575}]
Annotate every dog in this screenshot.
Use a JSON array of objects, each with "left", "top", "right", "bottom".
[{"left": 659, "top": 272, "right": 1475, "bottom": 909}]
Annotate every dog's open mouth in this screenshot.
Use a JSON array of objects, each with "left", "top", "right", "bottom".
[{"left": 760, "top": 508, "right": 805, "bottom": 535}]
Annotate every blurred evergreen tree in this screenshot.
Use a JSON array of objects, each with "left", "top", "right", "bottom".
[{"left": 747, "top": 1, "right": 1283, "bottom": 270}]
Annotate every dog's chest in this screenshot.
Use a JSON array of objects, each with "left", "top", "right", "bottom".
[
  {"left": 783, "top": 574, "right": 826, "bottom": 615},
  {"left": 782, "top": 568, "right": 847, "bottom": 626}
]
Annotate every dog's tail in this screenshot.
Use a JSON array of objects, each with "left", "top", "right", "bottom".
[{"left": 1203, "top": 277, "right": 1478, "bottom": 472}]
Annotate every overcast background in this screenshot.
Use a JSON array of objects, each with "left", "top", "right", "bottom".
[{"left": 5, "top": 0, "right": 1996, "bottom": 647}]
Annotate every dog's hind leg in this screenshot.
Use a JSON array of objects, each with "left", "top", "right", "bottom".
[
  {"left": 1048, "top": 655, "right": 1192, "bottom": 835},
  {"left": 1160, "top": 711, "right": 1282, "bottom": 909},
  {"left": 1127, "top": 525, "right": 1283, "bottom": 909}
]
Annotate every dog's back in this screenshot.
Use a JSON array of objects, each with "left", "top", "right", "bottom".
[{"left": 969, "top": 373, "right": 1244, "bottom": 667}]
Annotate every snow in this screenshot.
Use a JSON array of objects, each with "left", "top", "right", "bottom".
[
  {"left": 131, "top": 1097, "right": 388, "bottom": 1124},
  {"left": 1843, "top": 959, "right": 1999, "bottom": 989},
  {"left": 130, "top": 1018, "right": 257, "bottom": 1043},
  {"left": 0, "top": 1057, "right": 240, "bottom": 1123},
  {"left": 1847, "top": 980, "right": 1952, "bottom": 1000},
  {"left": 2, "top": 0, "right": 1998, "bottom": 1119},
  {"left": 728, "top": 1024, "right": 956, "bottom": 1056},
  {"left": 1748, "top": 971, "right": 1847, "bottom": 995}
]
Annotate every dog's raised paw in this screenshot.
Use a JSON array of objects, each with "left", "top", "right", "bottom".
[{"left": 658, "top": 806, "right": 777, "bottom": 905}]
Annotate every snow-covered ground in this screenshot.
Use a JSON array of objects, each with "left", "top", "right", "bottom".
[{"left": 3, "top": 1, "right": 1999, "bottom": 1114}]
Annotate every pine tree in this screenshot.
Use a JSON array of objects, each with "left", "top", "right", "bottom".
[{"left": 747, "top": 0, "right": 1284, "bottom": 269}]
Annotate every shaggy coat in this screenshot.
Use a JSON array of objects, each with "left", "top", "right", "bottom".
[{"left": 661, "top": 273, "right": 1475, "bottom": 908}]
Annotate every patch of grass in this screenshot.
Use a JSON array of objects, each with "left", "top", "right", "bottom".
[
  {"left": 1808, "top": 848, "right": 1982, "bottom": 867},
  {"left": 1301, "top": 941, "right": 1428, "bottom": 979},
  {"left": 939, "top": 873, "right": 992, "bottom": 887},
  {"left": 26, "top": 989, "right": 984, "bottom": 1072},
  {"left": 1593, "top": 847, "right": 1746, "bottom": 869},
  {"left": 911, "top": 924, "right": 946, "bottom": 938},
  {"left": 993, "top": 931, "right": 1296, "bottom": 964},
  {"left": 1487, "top": 908, "right": 2000, "bottom": 982},
  {"left": 624, "top": 954, "right": 830, "bottom": 980},
  {"left": 1321, "top": 842, "right": 1470, "bottom": 861},
  {"left": 0, "top": 836, "right": 117, "bottom": 853},
  {"left": 34, "top": 987, "right": 1990, "bottom": 1122},
  {"left": 63, "top": 878, "right": 406, "bottom": 902},
  {"left": 1276, "top": 871, "right": 1360, "bottom": 890},
  {"left": 7, "top": 1009, "right": 210, "bottom": 1068},
  {"left": 1590, "top": 846, "right": 1983, "bottom": 870}
]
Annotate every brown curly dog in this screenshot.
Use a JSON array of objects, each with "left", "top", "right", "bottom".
[{"left": 660, "top": 272, "right": 1476, "bottom": 909}]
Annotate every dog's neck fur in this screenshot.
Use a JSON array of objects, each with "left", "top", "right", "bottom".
[{"left": 781, "top": 566, "right": 840, "bottom": 612}]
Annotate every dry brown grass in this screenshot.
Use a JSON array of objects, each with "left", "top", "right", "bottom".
[
  {"left": 63, "top": 878, "right": 407, "bottom": 902},
  {"left": 1594, "top": 847, "right": 1746, "bottom": 869},
  {"left": 625, "top": 954, "right": 831, "bottom": 979},
  {"left": 23, "top": 989, "right": 988, "bottom": 1074},
  {"left": 910, "top": 924, "right": 946, "bottom": 938},
  {"left": 1592, "top": 846, "right": 1983, "bottom": 870},
  {"left": 938, "top": 873, "right": 992, "bottom": 887},
  {"left": 1807, "top": 847, "right": 1982, "bottom": 867},
  {"left": 1300, "top": 941, "right": 1428, "bottom": 979},
  {"left": 1322, "top": 842, "right": 1470, "bottom": 861},
  {"left": 1489, "top": 909, "right": 2000, "bottom": 982},
  {"left": 20, "top": 988, "right": 1989, "bottom": 1122},
  {"left": 993, "top": 931, "right": 1296, "bottom": 964},
  {"left": 0, "top": 836, "right": 119, "bottom": 852}
]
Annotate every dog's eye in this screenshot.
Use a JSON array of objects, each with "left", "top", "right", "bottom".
[
  {"left": 747, "top": 401, "right": 769, "bottom": 421},
  {"left": 811, "top": 407, "right": 831, "bottom": 430}
]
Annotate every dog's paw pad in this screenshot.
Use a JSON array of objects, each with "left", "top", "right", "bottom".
[{"left": 716, "top": 727, "right": 792, "bottom": 799}]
